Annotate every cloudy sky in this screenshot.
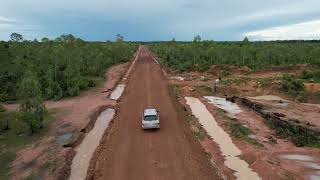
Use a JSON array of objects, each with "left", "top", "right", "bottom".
[{"left": 1, "top": 0, "right": 320, "bottom": 41}]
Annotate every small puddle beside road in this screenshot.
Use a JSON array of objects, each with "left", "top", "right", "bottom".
[
  {"left": 279, "top": 154, "right": 320, "bottom": 180},
  {"left": 185, "top": 97, "right": 260, "bottom": 180},
  {"left": 69, "top": 108, "right": 115, "bottom": 180},
  {"left": 170, "top": 76, "right": 184, "bottom": 81},
  {"left": 110, "top": 84, "right": 125, "bottom": 100},
  {"left": 204, "top": 96, "right": 242, "bottom": 115},
  {"left": 249, "top": 95, "right": 288, "bottom": 102},
  {"left": 279, "top": 154, "right": 315, "bottom": 161}
]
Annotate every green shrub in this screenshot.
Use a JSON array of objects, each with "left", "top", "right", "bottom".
[
  {"left": 149, "top": 41, "right": 320, "bottom": 72},
  {"left": 300, "top": 69, "right": 320, "bottom": 83},
  {"left": 16, "top": 99, "right": 47, "bottom": 134},
  {"left": 280, "top": 74, "right": 305, "bottom": 96},
  {"left": 0, "top": 36, "right": 137, "bottom": 102}
]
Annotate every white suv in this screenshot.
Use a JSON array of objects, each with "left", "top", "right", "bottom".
[{"left": 142, "top": 109, "right": 160, "bottom": 129}]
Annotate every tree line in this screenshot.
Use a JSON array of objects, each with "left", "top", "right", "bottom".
[
  {"left": 0, "top": 34, "right": 137, "bottom": 102},
  {"left": 0, "top": 33, "right": 137, "bottom": 133},
  {"left": 149, "top": 40, "right": 320, "bottom": 72}
]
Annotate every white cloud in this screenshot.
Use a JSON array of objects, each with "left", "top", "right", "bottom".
[
  {"left": 0, "top": 16, "right": 43, "bottom": 40},
  {"left": 244, "top": 19, "right": 320, "bottom": 40},
  {"left": 0, "top": 16, "right": 17, "bottom": 23}
]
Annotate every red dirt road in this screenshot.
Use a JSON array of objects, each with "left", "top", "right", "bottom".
[{"left": 90, "top": 46, "right": 220, "bottom": 180}]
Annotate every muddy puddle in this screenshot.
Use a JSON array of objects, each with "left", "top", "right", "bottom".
[
  {"left": 279, "top": 154, "right": 320, "bottom": 179},
  {"left": 69, "top": 108, "right": 115, "bottom": 180},
  {"left": 56, "top": 133, "right": 72, "bottom": 145},
  {"left": 310, "top": 171, "right": 320, "bottom": 180},
  {"left": 170, "top": 76, "right": 184, "bottom": 81},
  {"left": 110, "top": 84, "right": 125, "bottom": 100},
  {"left": 279, "top": 154, "right": 315, "bottom": 161},
  {"left": 249, "top": 95, "right": 288, "bottom": 102},
  {"left": 185, "top": 97, "right": 260, "bottom": 180},
  {"left": 204, "top": 96, "right": 242, "bottom": 115}
]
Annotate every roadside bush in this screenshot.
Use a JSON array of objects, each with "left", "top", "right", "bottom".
[
  {"left": 16, "top": 71, "right": 47, "bottom": 134},
  {"left": 0, "top": 105, "right": 9, "bottom": 132},
  {"left": 280, "top": 74, "right": 305, "bottom": 96},
  {"left": 300, "top": 69, "right": 320, "bottom": 83},
  {"left": 16, "top": 99, "right": 46, "bottom": 134}
]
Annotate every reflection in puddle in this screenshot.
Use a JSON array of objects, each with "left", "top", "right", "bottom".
[
  {"left": 309, "top": 171, "right": 320, "bottom": 180},
  {"left": 56, "top": 133, "right": 72, "bottom": 145},
  {"left": 249, "top": 95, "right": 288, "bottom": 102},
  {"left": 303, "top": 162, "right": 320, "bottom": 170},
  {"left": 204, "top": 96, "right": 242, "bottom": 115},
  {"left": 185, "top": 97, "right": 260, "bottom": 180},
  {"left": 279, "top": 154, "right": 315, "bottom": 161},
  {"left": 279, "top": 154, "right": 320, "bottom": 180},
  {"left": 170, "top": 76, "right": 184, "bottom": 81}
]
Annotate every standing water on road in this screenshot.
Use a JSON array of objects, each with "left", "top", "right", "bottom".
[
  {"left": 185, "top": 97, "right": 260, "bottom": 180},
  {"left": 110, "top": 84, "right": 125, "bottom": 100},
  {"left": 69, "top": 108, "right": 115, "bottom": 180}
]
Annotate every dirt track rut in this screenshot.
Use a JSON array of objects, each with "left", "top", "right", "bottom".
[{"left": 90, "top": 46, "right": 220, "bottom": 180}]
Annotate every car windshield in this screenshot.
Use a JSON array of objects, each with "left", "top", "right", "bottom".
[{"left": 144, "top": 115, "right": 158, "bottom": 121}]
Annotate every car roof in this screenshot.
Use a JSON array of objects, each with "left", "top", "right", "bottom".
[{"left": 144, "top": 109, "right": 157, "bottom": 116}]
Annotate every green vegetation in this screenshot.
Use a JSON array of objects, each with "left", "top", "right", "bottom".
[
  {"left": 217, "top": 109, "right": 262, "bottom": 146},
  {"left": 0, "top": 33, "right": 137, "bottom": 102},
  {"left": 257, "top": 77, "right": 273, "bottom": 87},
  {"left": 280, "top": 74, "right": 305, "bottom": 96},
  {"left": 16, "top": 70, "right": 47, "bottom": 134},
  {"left": 0, "top": 107, "right": 57, "bottom": 179},
  {"left": 299, "top": 69, "right": 320, "bottom": 83},
  {"left": 149, "top": 41, "right": 320, "bottom": 72},
  {"left": 0, "top": 33, "right": 136, "bottom": 179},
  {"left": 264, "top": 115, "right": 320, "bottom": 148}
]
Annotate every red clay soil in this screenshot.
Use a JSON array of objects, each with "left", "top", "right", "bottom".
[{"left": 89, "top": 47, "right": 221, "bottom": 180}]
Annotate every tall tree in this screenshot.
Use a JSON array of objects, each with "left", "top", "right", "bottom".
[
  {"left": 243, "top": 36, "right": 249, "bottom": 42},
  {"left": 10, "top": 33, "right": 24, "bottom": 42},
  {"left": 17, "top": 71, "right": 47, "bottom": 134},
  {"left": 116, "top": 34, "right": 124, "bottom": 42},
  {"left": 193, "top": 35, "right": 201, "bottom": 42}
]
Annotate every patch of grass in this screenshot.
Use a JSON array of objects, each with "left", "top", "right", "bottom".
[
  {"left": 257, "top": 77, "right": 273, "bottom": 87},
  {"left": 192, "top": 128, "right": 206, "bottom": 140},
  {"left": 299, "top": 69, "right": 320, "bottom": 83},
  {"left": 195, "top": 85, "right": 213, "bottom": 95},
  {"left": 221, "top": 77, "right": 245, "bottom": 86},
  {"left": 280, "top": 74, "right": 305, "bottom": 96},
  {"left": 232, "top": 78, "right": 245, "bottom": 86},
  {"left": 229, "top": 122, "right": 251, "bottom": 138},
  {"left": 217, "top": 109, "right": 262, "bottom": 146},
  {"left": 169, "top": 85, "right": 181, "bottom": 99},
  {"left": 221, "top": 78, "right": 231, "bottom": 85},
  {"left": 267, "top": 120, "right": 320, "bottom": 148},
  {"left": 22, "top": 173, "right": 41, "bottom": 180},
  {"left": 0, "top": 150, "right": 16, "bottom": 180},
  {"left": 0, "top": 108, "right": 58, "bottom": 180}
]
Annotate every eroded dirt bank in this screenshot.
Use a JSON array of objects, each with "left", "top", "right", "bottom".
[{"left": 88, "top": 46, "right": 221, "bottom": 180}]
